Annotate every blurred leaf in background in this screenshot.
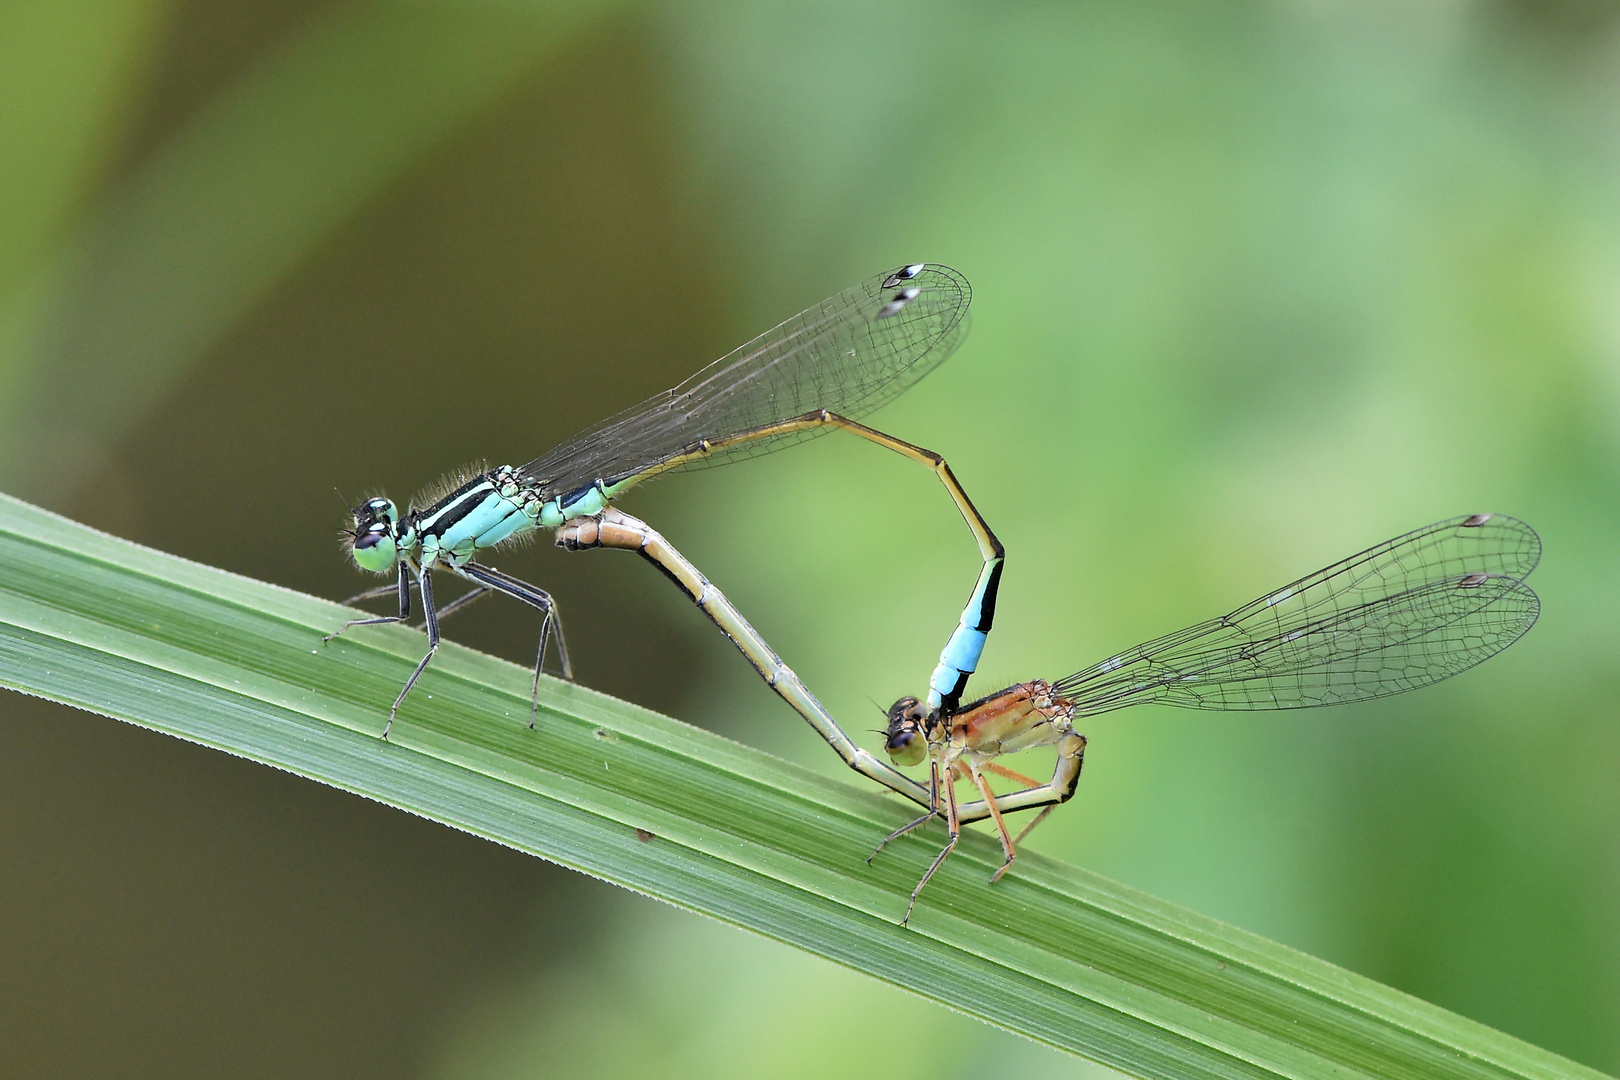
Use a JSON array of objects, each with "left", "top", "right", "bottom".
[{"left": 1, "top": 0, "right": 1618, "bottom": 1077}]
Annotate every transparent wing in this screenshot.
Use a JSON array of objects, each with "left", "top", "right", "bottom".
[
  {"left": 519, "top": 264, "right": 970, "bottom": 502},
  {"left": 1052, "top": 514, "right": 1540, "bottom": 715}
]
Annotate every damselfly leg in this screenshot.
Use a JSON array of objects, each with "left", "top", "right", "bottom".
[
  {"left": 456, "top": 561, "right": 571, "bottom": 725},
  {"left": 327, "top": 558, "right": 568, "bottom": 737},
  {"left": 325, "top": 564, "right": 443, "bottom": 741},
  {"left": 342, "top": 580, "right": 492, "bottom": 624}
]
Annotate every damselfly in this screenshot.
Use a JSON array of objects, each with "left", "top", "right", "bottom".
[
  {"left": 329, "top": 264, "right": 1002, "bottom": 739},
  {"left": 871, "top": 513, "right": 1541, "bottom": 924}
]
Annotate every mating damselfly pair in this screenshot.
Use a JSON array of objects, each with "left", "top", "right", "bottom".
[{"left": 329, "top": 263, "right": 1540, "bottom": 925}]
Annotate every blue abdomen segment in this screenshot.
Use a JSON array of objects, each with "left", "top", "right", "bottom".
[{"left": 928, "top": 556, "right": 1004, "bottom": 713}]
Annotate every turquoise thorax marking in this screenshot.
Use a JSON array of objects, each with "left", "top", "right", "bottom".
[
  {"left": 413, "top": 474, "right": 534, "bottom": 569},
  {"left": 404, "top": 468, "right": 645, "bottom": 568},
  {"left": 421, "top": 489, "right": 532, "bottom": 564}
]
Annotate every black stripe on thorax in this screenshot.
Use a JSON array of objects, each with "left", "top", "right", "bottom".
[{"left": 413, "top": 475, "right": 497, "bottom": 537}]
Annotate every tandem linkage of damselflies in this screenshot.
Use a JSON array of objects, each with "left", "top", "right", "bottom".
[
  {"left": 326, "top": 263, "right": 1540, "bottom": 927},
  {"left": 326, "top": 264, "right": 992, "bottom": 814}
]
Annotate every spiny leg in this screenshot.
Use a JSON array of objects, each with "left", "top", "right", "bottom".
[
  {"left": 877, "top": 756, "right": 1028, "bottom": 911},
  {"left": 430, "top": 584, "right": 491, "bottom": 623},
  {"left": 455, "top": 563, "right": 571, "bottom": 681},
  {"left": 345, "top": 578, "right": 491, "bottom": 628},
  {"left": 457, "top": 561, "right": 572, "bottom": 727},
  {"left": 903, "top": 762, "right": 962, "bottom": 926},
  {"left": 972, "top": 758, "right": 1055, "bottom": 866},
  {"left": 869, "top": 812, "right": 937, "bottom": 861},
  {"left": 325, "top": 563, "right": 411, "bottom": 642},
  {"left": 384, "top": 568, "right": 440, "bottom": 739},
  {"left": 981, "top": 760, "right": 1044, "bottom": 787},
  {"left": 996, "top": 736, "right": 1083, "bottom": 852},
  {"left": 340, "top": 581, "right": 401, "bottom": 606},
  {"left": 870, "top": 759, "right": 945, "bottom": 862},
  {"left": 1010, "top": 806, "right": 1058, "bottom": 850},
  {"left": 963, "top": 758, "right": 1019, "bottom": 884},
  {"left": 952, "top": 730, "right": 1088, "bottom": 858},
  {"left": 557, "top": 509, "right": 931, "bottom": 809}
]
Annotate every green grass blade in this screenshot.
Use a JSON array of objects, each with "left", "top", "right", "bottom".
[{"left": 0, "top": 491, "right": 1604, "bottom": 1080}]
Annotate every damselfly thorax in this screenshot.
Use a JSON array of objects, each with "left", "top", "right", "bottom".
[{"left": 948, "top": 680, "right": 1073, "bottom": 758}]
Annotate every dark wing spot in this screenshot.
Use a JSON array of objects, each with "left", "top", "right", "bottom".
[
  {"left": 882, "top": 263, "right": 926, "bottom": 287},
  {"left": 876, "top": 288, "right": 921, "bottom": 319}
]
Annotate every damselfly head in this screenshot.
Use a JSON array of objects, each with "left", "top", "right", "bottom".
[
  {"left": 345, "top": 496, "right": 400, "bottom": 573},
  {"left": 881, "top": 696, "right": 931, "bottom": 767}
]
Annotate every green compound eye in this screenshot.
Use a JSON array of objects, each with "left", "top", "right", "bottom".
[
  {"left": 882, "top": 696, "right": 930, "bottom": 766},
  {"left": 347, "top": 498, "right": 399, "bottom": 573},
  {"left": 351, "top": 525, "right": 397, "bottom": 573},
  {"left": 884, "top": 728, "right": 927, "bottom": 767}
]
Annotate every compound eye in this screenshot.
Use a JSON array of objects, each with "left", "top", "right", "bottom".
[
  {"left": 885, "top": 728, "right": 926, "bottom": 767},
  {"left": 349, "top": 523, "right": 398, "bottom": 573},
  {"left": 886, "top": 696, "right": 922, "bottom": 723},
  {"left": 355, "top": 497, "right": 397, "bottom": 528},
  {"left": 882, "top": 696, "right": 929, "bottom": 766}
]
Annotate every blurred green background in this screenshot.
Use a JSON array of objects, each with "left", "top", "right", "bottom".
[{"left": 2, "top": 0, "right": 1617, "bottom": 1076}]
